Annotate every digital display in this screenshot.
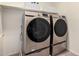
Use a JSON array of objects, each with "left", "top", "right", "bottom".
[{"left": 42, "top": 13, "right": 48, "bottom": 17}]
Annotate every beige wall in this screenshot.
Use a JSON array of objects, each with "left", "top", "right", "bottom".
[
  {"left": 25, "top": 2, "right": 58, "bottom": 12},
  {"left": 0, "top": 7, "right": 3, "bottom": 56},
  {"left": 2, "top": 7, "right": 24, "bottom": 55},
  {"left": 56, "top": 2, "right": 79, "bottom": 55},
  {"left": 0, "top": 7, "right": 2, "bottom": 35}
]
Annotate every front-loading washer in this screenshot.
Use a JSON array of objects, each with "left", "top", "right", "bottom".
[
  {"left": 22, "top": 11, "right": 50, "bottom": 56},
  {"left": 50, "top": 15, "right": 68, "bottom": 55}
]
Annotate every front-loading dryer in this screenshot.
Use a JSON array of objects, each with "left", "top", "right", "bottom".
[
  {"left": 22, "top": 11, "right": 50, "bottom": 56},
  {"left": 50, "top": 15, "right": 68, "bottom": 55},
  {"left": 53, "top": 15, "right": 68, "bottom": 44}
]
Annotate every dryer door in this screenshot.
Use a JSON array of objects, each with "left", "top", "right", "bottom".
[
  {"left": 54, "top": 19, "right": 67, "bottom": 37},
  {"left": 27, "top": 18, "right": 50, "bottom": 42}
]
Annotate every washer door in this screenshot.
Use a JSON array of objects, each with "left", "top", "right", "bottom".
[
  {"left": 54, "top": 19, "right": 67, "bottom": 37},
  {"left": 27, "top": 18, "right": 50, "bottom": 42}
]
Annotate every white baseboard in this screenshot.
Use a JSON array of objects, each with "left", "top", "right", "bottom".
[
  {"left": 3, "top": 51, "right": 19, "bottom": 56},
  {"left": 10, "top": 52, "right": 19, "bottom": 56},
  {"left": 68, "top": 49, "right": 79, "bottom": 56},
  {"left": 7, "top": 52, "right": 19, "bottom": 56}
]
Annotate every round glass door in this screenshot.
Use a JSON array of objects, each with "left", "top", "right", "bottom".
[
  {"left": 54, "top": 19, "right": 67, "bottom": 37},
  {"left": 27, "top": 18, "right": 50, "bottom": 42}
]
